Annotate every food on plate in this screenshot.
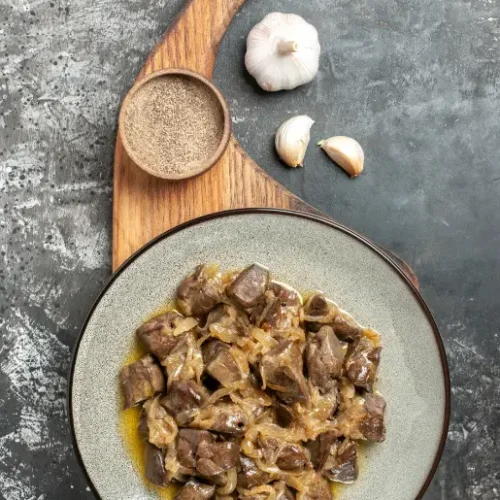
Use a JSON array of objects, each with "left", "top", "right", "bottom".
[{"left": 120, "top": 263, "right": 386, "bottom": 498}]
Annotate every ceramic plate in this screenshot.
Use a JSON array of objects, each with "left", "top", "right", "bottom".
[{"left": 69, "top": 209, "right": 450, "bottom": 500}]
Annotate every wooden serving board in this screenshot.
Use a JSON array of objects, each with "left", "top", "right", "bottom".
[{"left": 113, "top": 0, "right": 418, "bottom": 288}]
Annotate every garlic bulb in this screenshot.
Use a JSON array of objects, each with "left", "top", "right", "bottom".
[
  {"left": 318, "top": 136, "right": 365, "bottom": 177},
  {"left": 275, "top": 115, "right": 314, "bottom": 167},
  {"left": 245, "top": 12, "right": 321, "bottom": 92}
]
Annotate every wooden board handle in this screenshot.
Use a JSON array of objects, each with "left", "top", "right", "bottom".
[{"left": 140, "top": 0, "right": 246, "bottom": 78}]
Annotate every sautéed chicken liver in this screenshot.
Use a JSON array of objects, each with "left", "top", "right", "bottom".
[{"left": 120, "top": 264, "right": 386, "bottom": 499}]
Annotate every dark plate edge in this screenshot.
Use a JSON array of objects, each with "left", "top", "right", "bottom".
[{"left": 67, "top": 207, "right": 451, "bottom": 500}]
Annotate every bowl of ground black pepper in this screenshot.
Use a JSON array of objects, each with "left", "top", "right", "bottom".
[{"left": 119, "top": 69, "right": 231, "bottom": 180}]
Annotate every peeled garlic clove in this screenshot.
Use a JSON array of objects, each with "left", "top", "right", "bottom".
[
  {"left": 276, "top": 115, "right": 314, "bottom": 167},
  {"left": 318, "top": 136, "right": 365, "bottom": 177},
  {"left": 245, "top": 12, "right": 321, "bottom": 92}
]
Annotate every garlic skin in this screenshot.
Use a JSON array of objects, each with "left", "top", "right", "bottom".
[
  {"left": 245, "top": 12, "right": 321, "bottom": 92},
  {"left": 318, "top": 136, "right": 365, "bottom": 178},
  {"left": 276, "top": 115, "right": 314, "bottom": 167}
]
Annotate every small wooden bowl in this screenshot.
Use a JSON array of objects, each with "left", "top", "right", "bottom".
[{"left": 118, "top": 68, "right": 232, "bottom": 181}]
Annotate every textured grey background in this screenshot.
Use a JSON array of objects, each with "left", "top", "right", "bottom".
[{"left": 0, "top": 0, "right": 499, "bottom": 498}]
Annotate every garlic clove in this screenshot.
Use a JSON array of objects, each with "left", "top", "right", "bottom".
[
  {"left": 275, "top": 115, "right": 314, "bottom": 167},
  {"left": 318, "top": 136, "right": 365, "bottom": 178},
  {"left": 245, "top": 12, "right": 321, "bottom": 92}
]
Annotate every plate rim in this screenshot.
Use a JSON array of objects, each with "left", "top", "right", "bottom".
[{"left": 68, "top": 207, "right": 451, "bottom": 500}]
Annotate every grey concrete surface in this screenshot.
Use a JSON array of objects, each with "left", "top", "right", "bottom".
[{"left": 0, "top": 0, "right": 499, "bottom": 498}]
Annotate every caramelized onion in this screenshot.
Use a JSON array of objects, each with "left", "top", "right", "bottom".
[
  {"left": 172, "top": 316, "right": 198, "bottom": 336},
  {"left": 239, "top": 484, "right": 278, "bottom": 500},
  {"left": 164, "top": 442, "right": 180, "bottom": 481},
  {"left": 208, "top": 323, "right": 239, "bottom": 344},
  {"left": 143, "top": 396, "right": 178, "bottom": 447},
  {"left": 217, "top": 468, "right": 237, "bottom": 495}
]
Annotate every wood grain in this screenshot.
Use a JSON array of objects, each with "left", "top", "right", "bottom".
[
  {"left": 112, "top": 0, "right": 418, "bottom": 288},
  {"left": 113, "top": 0, "right": 318, "bottom": 270}
]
